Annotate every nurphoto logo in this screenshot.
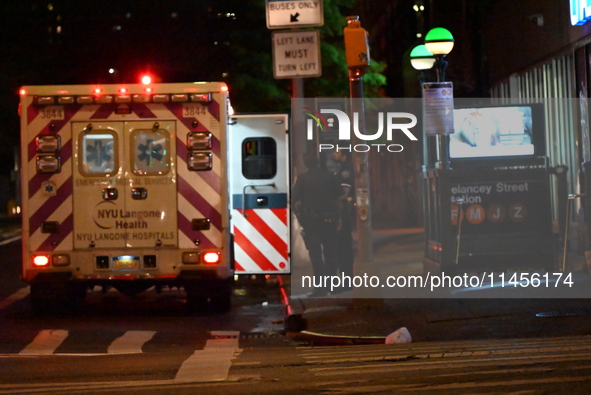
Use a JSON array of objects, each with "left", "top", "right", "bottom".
[{"left": 303, "top": 105, "right": 419, "bottom": 153}]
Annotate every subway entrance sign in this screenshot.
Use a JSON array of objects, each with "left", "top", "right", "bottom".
[
  {"left": 444, "top": 157, "right": 555, "bottom": 271},
  {"left": 423, "top": 101, "right": 556, "bottom": 273}
]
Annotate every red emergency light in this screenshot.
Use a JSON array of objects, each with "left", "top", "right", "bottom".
[
  {"left": 32, "top": 255, "right": 50, "bottom": 267},
  {"left": 202, "top": 252, "right": 221, "bottom": 265}
]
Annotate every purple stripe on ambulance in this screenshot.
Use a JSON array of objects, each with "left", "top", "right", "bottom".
[
  {"left": 27, "top": 105, "right": 81, "bottom": 161},
  {"left": 165, "top": 102, "right": 222, "bottom": 158},
  {"left": 37, "top": 214, "right": 73, "bottom": 251},
  {"left": 29, "top": 178, "right": 73, "bottom": 235},
  {"left": 176, "top": 137, "right": 221, "bottom": 195},
  {"left": 207, "top": 99, "right": 220, "bottom": 121},
  {"left": 177, "top": 176, "right": 222, "bottom": 231},
  {"left": 28, "top": 139, "right": 72, "bottom": 198},
  {"left": 131, "top": 103, "right": 158, "bottom": 119},
  {"left": 177, "top": 214, "right": 216, "bottom": 249},
  {"left": 90, "top": 104, "right": 115, "bottom": 119}
]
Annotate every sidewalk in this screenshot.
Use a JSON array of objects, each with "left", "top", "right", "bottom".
[{"left": 281, "top": 230, "right": 591, "bottom": 345}]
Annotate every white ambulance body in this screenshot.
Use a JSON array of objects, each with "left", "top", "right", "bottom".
[
  {"left": 228, "top": 114, "right": 290, "bottom": 275},
  {"left": 19, "top": 82, "right": 290, "bottom": 312}
]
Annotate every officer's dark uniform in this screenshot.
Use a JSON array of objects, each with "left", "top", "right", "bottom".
[
  {"left": 292, "top": 153, "right": 341, "bottom": 296},
  {"left": 334, "top": 156, "right": 355, "bottom": 281}
]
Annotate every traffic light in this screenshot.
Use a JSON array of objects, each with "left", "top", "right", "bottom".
[{"left": 343, "top": 16, "right": 370, "bottom": 70}]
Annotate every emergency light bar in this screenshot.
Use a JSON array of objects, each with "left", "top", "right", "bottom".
[
  {"left": 33, "top": 94, "right": 214, "bottom": 105},
  {"left": 19, "top": 83, "right": 228, "bottom": 106}
]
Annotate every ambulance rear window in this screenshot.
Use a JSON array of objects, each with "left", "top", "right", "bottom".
[
  {"left": 131, "top": 129, "right": 171, "bottom": 176},
  {"left": 79, "top": 133, "right": 117, "bottom": 176},
  {"left": 242, "top": 137, "right": 276, "bottom": 179}
]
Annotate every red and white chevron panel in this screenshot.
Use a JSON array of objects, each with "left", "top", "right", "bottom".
[{"left": 232, "top": 208, "right": 289, "bottom": 273}]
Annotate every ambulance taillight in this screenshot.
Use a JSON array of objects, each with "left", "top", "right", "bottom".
[
  {"left": 32, "top": 255, "right": 50, "bottom": 267},
  {"left": 203, "top": 252, "right": 221, "bottom": 265}
]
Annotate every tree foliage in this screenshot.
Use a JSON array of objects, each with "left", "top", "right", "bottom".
[{"left": 220, "top": 0, "right": 387, "bottom": 112}]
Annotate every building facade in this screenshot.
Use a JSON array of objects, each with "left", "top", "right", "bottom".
[{"left": 485, "top": 0, "right": 591, "bottom": 255}]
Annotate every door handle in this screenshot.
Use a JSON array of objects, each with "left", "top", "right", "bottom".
[
  {"left": 102, "top": 188, "right": 118, "bottom": 200},
  {"left": 242, "top": 183, "right": 275, "bottom": 217},
  {"left": 131, "top": 187, "right": 148, "bottom": 200}
]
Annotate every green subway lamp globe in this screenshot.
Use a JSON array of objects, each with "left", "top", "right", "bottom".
[
  {"left": 425, "top": 27, "right": 454, "bottom": 56},
  {"left": 410, "top": 44, "right": 436, "bottom": 70}
]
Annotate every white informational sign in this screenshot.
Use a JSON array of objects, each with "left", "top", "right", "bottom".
[
  {"left": 266, "top": 0, "right": 323, "bottom": 29},
  {"left": 422, "top": 82, "right": 454, "bottom": 136},
  {"left": 272, "top": 30, "right": 321, "bottom": 79}
]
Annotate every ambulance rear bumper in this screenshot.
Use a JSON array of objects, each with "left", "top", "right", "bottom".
[{"left": 24, "top": 266, "right": 233, "bottom": 285}]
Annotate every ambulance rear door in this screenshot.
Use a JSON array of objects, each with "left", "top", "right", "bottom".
[
  {"left": 229, "top": 114, "right": 290, "bottom": 274},
  {"left": 72, "top": 121, "right": 178, "bottom": 252}
]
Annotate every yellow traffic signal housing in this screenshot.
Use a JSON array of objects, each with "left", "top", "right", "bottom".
[{"left": 344, "top": 16, "right": 370, "bottom": 70}]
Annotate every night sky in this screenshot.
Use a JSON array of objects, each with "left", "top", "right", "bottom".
[{"left": 0, "top": 1, "right": 271, "bottom": 177}]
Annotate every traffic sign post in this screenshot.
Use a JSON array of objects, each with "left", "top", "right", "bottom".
[
  {"left": 272, "top": 30, "right": 321, "bottom": 79},
  {"left": 266, "top": 0, "right": 324, "bottom": 29}
]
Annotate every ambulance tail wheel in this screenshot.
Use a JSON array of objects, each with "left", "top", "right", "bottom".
[
  {"left": 210, "top": 289, "right": 232, "bottom": 313},
  {"left": 186, "top": 291, "right": 208, "bottom": 314}
]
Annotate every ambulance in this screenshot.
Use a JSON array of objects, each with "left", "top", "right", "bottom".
[{"left": 19, "top": 82, "right": 290, "bottom": 312}]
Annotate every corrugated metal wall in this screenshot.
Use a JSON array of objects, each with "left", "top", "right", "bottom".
[{"left": 490, "top": 54, "right": 579, "bottom": 222}]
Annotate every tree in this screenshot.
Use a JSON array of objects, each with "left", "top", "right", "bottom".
[{"left": 214, "top": 0, "right": 387, "bottom": 112}]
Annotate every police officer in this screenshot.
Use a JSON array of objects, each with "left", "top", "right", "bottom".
[
  {"left": 292, "top": 152, "right": 342, "bottom": 297},
  {"left": 332, "top": 150, "right": 355, "bottom": 291}
]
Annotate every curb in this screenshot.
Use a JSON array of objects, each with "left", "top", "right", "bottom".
[
  {"left": 287, "top": 330, "right": 386, "bottom": 345},
  {"left": 278, "top": 275, "right": 385, "bottom": 344},
  {"left": 278, "top": 230, "right": 422, "bottom": 338}
]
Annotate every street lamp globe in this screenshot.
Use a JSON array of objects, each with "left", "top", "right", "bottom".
[
  {"left": 424, "top": 27, "right": 454, "bottom": 56},
  {"left": 410, "top": 44, "right": 436, "bottom": 70}
]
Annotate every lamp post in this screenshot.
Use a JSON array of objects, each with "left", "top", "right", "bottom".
[
  {"left": 424, "top": 27, "right": 454, "bottom": 83},
  {"left": 411, "top": 27, "right": 456, "bottom": 273},
  {"left": 410, "top": 44, "right": 437, "bottom": 169},
  {"left": 410, "top": 44, "right": 437, "bottom": 259},
  {"left": 424, "top": 27, "right": 454, "bottom": 170}
]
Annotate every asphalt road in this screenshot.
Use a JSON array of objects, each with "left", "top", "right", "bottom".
[{"left": 2, "top": 218, "right": 591, "bottom": 393}]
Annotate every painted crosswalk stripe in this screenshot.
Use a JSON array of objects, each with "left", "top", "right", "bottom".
[
  {"left": 174, "top": 330, "right": 240, "bottom": 382},
  {"left": 107, "top": 330, "right": 156, "bottom": 354},
  {"left": 0, "top": 286, "right": 30, "bottom": 310},
  {"left": 19, "top": 330, "right": 68, "bottom": 355}
]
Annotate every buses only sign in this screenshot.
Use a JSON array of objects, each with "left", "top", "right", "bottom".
[{"left": 266, "top": 0, "right": 323, "bottom": 29}]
